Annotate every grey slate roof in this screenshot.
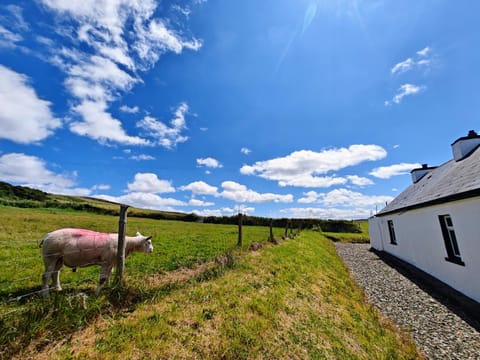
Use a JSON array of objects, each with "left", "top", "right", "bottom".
[{"left": 377, "top": 146, "right": 480, "bottom": 216}]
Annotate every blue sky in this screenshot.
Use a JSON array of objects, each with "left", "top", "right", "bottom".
[{"left": 0, "top": 0, "right": 479, "bottom": 219}]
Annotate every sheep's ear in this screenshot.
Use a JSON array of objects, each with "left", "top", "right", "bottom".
[
  {"left": 146, "top": 236, "right": 152, "bottom": 241},
  {"left": 136, "top": 231, "right": 141, "bottom": 236}
]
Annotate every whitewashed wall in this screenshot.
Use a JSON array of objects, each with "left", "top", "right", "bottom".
[{"left": 369, "top": 197, "right": 480, "bottom": 303}]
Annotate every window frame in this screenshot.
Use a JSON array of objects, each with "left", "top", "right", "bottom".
[
  {"left": 438, "top": 214, "right": 465, "bottom": 266},
  {"left": 387, "top": 219, "right": 397, "bottom": 245}
]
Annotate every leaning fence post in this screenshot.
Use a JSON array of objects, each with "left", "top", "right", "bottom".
[
  {"left": 237, "top": 212, "right": 243, "bottom": 247},
  {"left": 116, "top": 204, "right": 129, "bottom": 284}
]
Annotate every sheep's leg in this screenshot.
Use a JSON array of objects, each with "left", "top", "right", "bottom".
[
  {"left": 42, "top": 258, "right": 57, "bottom": 297},
  {"left": 52, "top": 258, "right": 63, "bottom": 291},
  {"left": 96, "top": 264, "right": 113, "bottom": 296}
]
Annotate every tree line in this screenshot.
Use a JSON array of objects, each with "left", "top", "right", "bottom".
[{"left": 0, "top": 181, "right": 362, "bottom": 233}]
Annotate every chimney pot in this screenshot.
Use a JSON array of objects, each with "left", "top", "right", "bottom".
[{"left": 422, "top": 164, "right": 428, "bottom": 169}]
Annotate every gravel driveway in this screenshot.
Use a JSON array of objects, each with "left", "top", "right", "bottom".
[{"left": 335, "top": 243, "right": 480, "bottom": 360}]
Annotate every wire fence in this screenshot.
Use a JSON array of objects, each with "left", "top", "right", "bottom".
[{"left": 0, "top": 214, "right": 297, "bottom": 325}]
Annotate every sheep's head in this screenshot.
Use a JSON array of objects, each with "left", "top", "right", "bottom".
[{"left": 136, "top": 232, "right": 154, "bottom": 253}]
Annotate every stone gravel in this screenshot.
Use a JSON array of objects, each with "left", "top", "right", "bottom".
[{"left": 335, "top": 243, "right": 480, "bottom": 360}]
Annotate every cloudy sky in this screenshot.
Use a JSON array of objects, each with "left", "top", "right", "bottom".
[{"left": 0, "top": 0, "right": 478, "bottom": 219}]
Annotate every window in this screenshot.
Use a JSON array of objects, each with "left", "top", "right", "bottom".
[
  {"left": 438, "top": 215, "right": 465, "bottom": 266},
  {"left": 387, "top": 220, "right": 397, "bottom": 245}
]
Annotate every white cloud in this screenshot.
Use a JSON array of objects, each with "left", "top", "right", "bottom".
[
  {"left": 179, "top": 181, "right": 219, "bottom": 196},
  {"left": 236, "top": 205, "right": 255, "bottom": 215},
  {"left": 417, "top": 59, "right": 431, "bottom": 67},
  {"left": 298, "top": 191, "right": 319, "bottom": 204},
  {"left": 192, "top": 207, "right": 241, "bottom": 217},
  {"left": 93, "top": 171, "right": 184, "bottom": 210},
  {"left": 130, "top": 154, "right": 155, "bottom": 161},
  {"left": 318, "top": 189, "right": 393, "bottom": 208},
  {"left": 136, "top": 103, "right": 189, "bottom": 148},
  {"left": 385, "top": 84, "right": 425, "bottom": 106},
  {"left": 196, "top": 157, "right": 223, "bottom": 168},
  {"left": 220, "top": 181, "right": 293, "bottom": 204},
  {"left": 0, "top": 153, "right": 73, "bottom": 187},
  {"left": 297, "top": 188, "right": 392, "bottom": 210},
  {"left": 241, "top": 147, "right": 251, "bottom": 155},
  {"left": 96, "top": 192, "right": 186, "bottom": 211},
  {"left": 0, "top": 152, "right": 94, "bottom": 196},
  {"left": 0, "top": 65, "right": 61, "bottom": 143},
  {"left": 71, "top": 100, "right": 149, "bottom": 145},
  {"left": 0, "top": 5, "right": 28, "bottom": 48},
  {"left": 181, "top": 180, "right": 293, "bottom": 204},
  {"left": 281, "top": 207, "right": 372, "bottom": 220},
  {"left": 4, "top": 5, "right": 29, "bottom": 31},
  {"left": 417, "top": 46, "right": 430, "bottom": 57},
  {"left": 0, "top": 25, "right": 22, "bottom": 48},
  {"left": 369, "top": 163, "right": 421, "bottom": 179},
  {"left": 38, "top": 0, "right": 202, "bottom": 146},
  {"left": 188, "top": 198, "right": 214, "bottom": 207},
  {"left": 278, "top": 176, "right": 347, "bottom": 188},
  {"left": 240, "top": 145, "right": 387, "bottom": 188},
  {"left": 391, "top": 58, "right": 414, "bottom": 75},
  {"left": 120, "top": 105, "right": 139, "bottom": 113},
  {"left": 68, "top": 55, "right": 137, "bottom": 94},
  {"left": 346, "top": 175, "right": 374, "bottom": 186},
  {"left": 288, "top": 187, "right": 395, "bottom": 220},
  {"left": 391, "top": 46, "right": 433, "bottom": 75},
  {"left": 127, "top": 173, "right": 175, "bottom": 193},
  {"left": 91, "top": 184, "right": 110, "bottom": 191}
]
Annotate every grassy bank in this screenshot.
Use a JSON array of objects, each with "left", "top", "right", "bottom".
[
  {"left": 0, "top": 206, "right": 283, "bottom": 358},
  {"left": 36, "top": 231, "right": 419, "bottom": 359}
]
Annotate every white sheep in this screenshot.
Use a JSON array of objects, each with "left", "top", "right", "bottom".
[{"left": 40, "top": 228, "right": 153, "bottom": 296}]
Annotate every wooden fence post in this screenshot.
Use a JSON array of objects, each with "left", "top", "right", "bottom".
[
  {"left": 284, "top": 220, "right": 289, "bottom": 238},
  {"left": 237, "top": 212, "right": 243, "bottom": 247},
  {"left": 269, "top": 219, "right": 274, "bottom": 242},
  {"left": 116, "top": 204, "right": 129, "bottom": 284}
]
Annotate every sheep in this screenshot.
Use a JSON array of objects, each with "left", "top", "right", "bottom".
[{"left": 40, "top": 228, "right": 153, "bottom": 296}]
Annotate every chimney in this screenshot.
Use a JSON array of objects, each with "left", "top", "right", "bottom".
[
  {"left": 451, "top": 130, "right": 480, "bottom": 161},
  {"left": 411, "top": 163, "right": 435, "bottom": 183}
]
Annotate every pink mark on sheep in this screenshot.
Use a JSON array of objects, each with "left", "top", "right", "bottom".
[{"left": 40, "top": 228, "right": 153, "bottom": 296}]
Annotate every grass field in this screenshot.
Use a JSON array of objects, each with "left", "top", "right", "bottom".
[
  {"left": 0, "top": 206, "right": 421, "bottom": 359},
  {"left": 0, "top": 206, "right": 286, "bottom": 358}
]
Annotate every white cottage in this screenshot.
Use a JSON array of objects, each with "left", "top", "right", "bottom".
[{"left": 369, "top": 130, "right": 480, "bottom": 303}]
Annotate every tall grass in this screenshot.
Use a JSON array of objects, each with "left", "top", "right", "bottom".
[
  {"left": 0, "top": 206, "right": 282, "bottom": 359},
  {"left": 46, "top": 231, "right": 420, "bottom": 359}
]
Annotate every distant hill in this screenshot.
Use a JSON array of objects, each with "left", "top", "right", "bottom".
[
  {"left": 0, "top": 181, "right": 195, "bottom": 221},
  {"left": 0, "top": 181, "right": 363, "bottom": 232},
  {"left": 0, "top": 181, "right": 48, "bottom": 201}
]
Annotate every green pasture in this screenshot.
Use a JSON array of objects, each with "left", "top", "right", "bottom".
[
  {"left": 0, "top": 206, "right": 284, "bottom": 358},
  {"left": 46, "top": 231, "right": 418, "bottom": 359},
  {"left": 0, "top": 206, "right": 281, "bottom": 296},
  {"left": 0, "top": 206, "right": 419, "bottom": 360}
]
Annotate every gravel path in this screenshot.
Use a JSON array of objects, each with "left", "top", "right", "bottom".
[{"left": 335, "top": 243, "right": 480, "bottom": 360}]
